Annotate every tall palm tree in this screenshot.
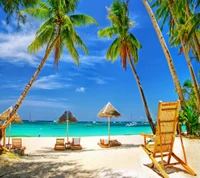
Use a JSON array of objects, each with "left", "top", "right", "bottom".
[
  {"left": 142, "top": 0, "right": 185, "bottom": 108},
  {"left": 98, "top": 0, "right": 156, "bottom": 134},
  {"left": 1, "top": 0, "right": 97, "bottom": 144},
  {"left": 152, "top": 0, "right": 200, "bottom": 112}
]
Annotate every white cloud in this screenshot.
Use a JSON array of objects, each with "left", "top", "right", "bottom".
[
  {"left": 32, "top": 74, "right": 70, "bottom": 90},
  {"left": 1, "top": 74, "right": 71, "bottom": 90},
  {"left": 87, "top": 75, "right": 115, "bottom": 85},
  {"left": 0, "top": 97, "right": 67, "bottom": 108},
  {"left": 76, "top": 87, "right": 85, "bottom": 93},
  {"left": 0, "top": 21, "right": 44, "bottom": 67},
  {"left": 61, "top": 53, "right": 106, "bottom": 68}
]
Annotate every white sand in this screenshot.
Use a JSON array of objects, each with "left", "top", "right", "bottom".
[{"left": 0, "top": 135, "right": 199, "bottom": 178}]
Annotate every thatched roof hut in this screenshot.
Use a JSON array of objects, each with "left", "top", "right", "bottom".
[
  {"left": 58, "top": 110, "right": 77, "bottom": 123},
  {"left": 0, "top": 107, "right": 23, "bottom": 123},
  {"left": 98, "top": 102, "right": 121, "bottom": 118}
]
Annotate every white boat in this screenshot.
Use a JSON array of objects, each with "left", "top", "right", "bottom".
[
  {"left": 125, "top": 122, "right": 137, "bottom": 127},
  {"left": 28, "top": 112, "right": 37, "bottom": 122},
  {"left": 85, "top": 123, "right": 92, "bottom": 127}
]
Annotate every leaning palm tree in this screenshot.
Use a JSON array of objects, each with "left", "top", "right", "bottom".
[
  {"left": 98, "top": 0, "right": 155, "bottom": 134},
  {"left": 151, "top": 0, "right": 200, "bottom": 112},
  {"left": 1, "top": 0, "right": 97, "bottom": 145},
  {"left": 142, "top": 0, "right": 185, "bottom": 109}
]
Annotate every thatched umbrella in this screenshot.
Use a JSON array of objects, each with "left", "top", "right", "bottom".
[
  {"left": 57, "top": 110, "right": 77, "bottom": 142},
  {"left": 98, "top": 102, "right": 121, "bottom": 141},
  {"left": 0, "top": 106, "right": 23, "bottom": 146}
]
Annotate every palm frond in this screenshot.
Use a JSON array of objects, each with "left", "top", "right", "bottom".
[
  {"left": 73, "top": 32, "right": 89, "bottom": 55},
  {"left": 21, "top": 7, "right": 50, "bottom": 20},
  {"left": 62, "top": 29, "right": 79, "bottom": 65},
  {"left": 70, "top": 14, "right": 98, "bottom": 26},
  {"left": 98, "top": 27, "right": 118, "bottom": 38},
  {"left": 28, "top": 27, "right": 54, "bottom": 53},
  {"left": 106, "top": 37, "right": 121, "bottom": 61}
]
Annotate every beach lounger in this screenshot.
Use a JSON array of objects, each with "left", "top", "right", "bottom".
[
  {"left": 54, "top": 138, "right": 66, "bottom": 151},
  {"left": 110, "top": 139, "right": 121, "bottom": 147},
  {"left": 140, "top": 100, "right": 196, "bottom": 178},
  {"left": 11, "top": 138, "right": 26, "bottom": 155},
  {"left": 98, "top": 139, "right": 110, "bottom": 148},
  {"left": 70, "top": 138, "right": 82, "bottom": 150}
]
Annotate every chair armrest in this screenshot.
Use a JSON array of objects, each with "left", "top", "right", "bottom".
[
  {"left": 140, "top": 132, "right": 155, "bottom": 146},
  {"left": 140, "top": 132, "right": 154, "bottom": 138}
]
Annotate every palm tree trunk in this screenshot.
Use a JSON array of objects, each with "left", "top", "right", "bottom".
[
  {"left": 185, "top": 3, "right": 200, "bottom": 61},
  {"left": 2, "top": 35, "right": 61, "bottom": 130},
  {"left": 142, "top": 0, "right": 185, "bottom": 109},
  {"left": 127, "top": 56, "right": 156, "bottom": 134},
  {"left": 167, "top": 0, "right": 200, "bottom": 112}
]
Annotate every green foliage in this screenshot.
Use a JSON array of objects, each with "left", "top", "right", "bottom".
[
  {"left": 0, "top": 0, "right": 39, "bottom": 26},
  {"left": 179, "top": 79, "right": 200, "bottom": 136},
  {"left": 21, "top": 0, "right": 97, "bottom": 67},
  {"left": 179, "top": 104, "right": 199, "bottom": 135},
  {"left": 98, "top": 0, "right": 142, "bottom": 70}
]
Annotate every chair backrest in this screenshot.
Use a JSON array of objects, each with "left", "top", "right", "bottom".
[
  {"left": 56, "top": 138, "right": 65, "bottom": 145},
  {"left": 12, "top": 138, "right": 22, "bottom": 149},
  {"left": 153, "top": 100, "right": 180, "bottom": 154},
  {"left": 72, "top": 138, "right": 80, "bottom": 146}
]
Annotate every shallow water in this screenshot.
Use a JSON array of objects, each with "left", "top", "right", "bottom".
[{"left": 6, "top": 120, "right": 186, "bottom": 137}]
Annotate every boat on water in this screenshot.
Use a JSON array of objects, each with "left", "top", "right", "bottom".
[
  {"left": 125, "top": 114, "right": 137, "bottom": 127},
  {"left": 125, "top": 122, "right": 137, "bottom": 127},
  {"left": 85, "top": 123, "right": 92, "bottom": 127},
  {"left": 28, "top": 112, "right": 37, "bottom": 122}
]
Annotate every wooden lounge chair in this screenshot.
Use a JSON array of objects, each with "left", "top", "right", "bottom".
[
  {"left": 110, "top": 139, "right": 121, "bottom": 147},
  {"left": 140, "top": 100, "right": 196, "bottom": 178},
  {"left": 70, "top": 138, "right": 82, "bottom": 150},
  {"left": 54, "top": 138, "right": 65, "bottom": 151},
  {"left": 11, "top": 138, "right": 26, "bottom": 155},
  {"left": 98, "top": 139, "right": 111, "bottom": 148}
]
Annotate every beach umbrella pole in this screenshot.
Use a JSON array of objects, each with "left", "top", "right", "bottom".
[
  {"left": 108, "top": 117, "right": 110, "bottom": 142},
  {"left": 8, "top": 123, "right": 11, "bottom": 145},
  {"left": 66, "top": 120, "right": 69, "bottom": 142}
]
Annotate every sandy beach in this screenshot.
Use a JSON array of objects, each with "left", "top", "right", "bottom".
[{"left": 0, "top": 135, "right": 200, "bottom": 178}]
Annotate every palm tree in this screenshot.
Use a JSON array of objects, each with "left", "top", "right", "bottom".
[
  {"left": 0, "top": 0, "right": 39, "bottom": 25},
  {"left": 98, "top": 0, "right": 156, "bottom": 134},
  {"left": 1, "top": 0, "right": 97, "bottom": 144},
  {"left": 156, "top": 0, "right": 200, "bottom": 112},
  {"left": 142, "top": 0, "right": 185, "bottom": 108}
]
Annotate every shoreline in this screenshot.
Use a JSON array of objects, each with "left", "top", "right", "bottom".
[{"left": 1, "top": 135, "right": 200, "bottom": 177}]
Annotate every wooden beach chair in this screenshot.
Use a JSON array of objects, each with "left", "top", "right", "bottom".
[
  {"left": 98, "top": 139, "right": 111, "bottom": 148},
  {"left": 70, "top": 138, "right": 82, "bottom": 150},
  {"left": 11, "top": 138, "right": 26, "bottom": 149},
  {"left": 54, "top": 138, "right": 66, "bottom": 150},
  {"left": 11, "top": 138, "right": 26, "bottom": 155},
  {"left": 140, "top": 100, "right": 196, "bottom": 178},
  {"left": 110, "top": 139, "right": 121, "bottom": 147}
]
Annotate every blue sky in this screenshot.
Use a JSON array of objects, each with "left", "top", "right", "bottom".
[{"left": 0, "top": 0, "right": 199, "bottom": 122}]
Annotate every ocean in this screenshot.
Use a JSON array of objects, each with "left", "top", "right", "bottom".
[{"left": 5, "top": 120, "right": 186, "bottom": 137}]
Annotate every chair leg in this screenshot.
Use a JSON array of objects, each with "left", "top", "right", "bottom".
[
  {"left": 172, "top": 153, "right": 196, "bottom": 176},
  {"left": 149, "top": 154, "right": 169, "bottom": 178},
  {"left": 142, "top": 146, "right": 169, "bottom": 178}
]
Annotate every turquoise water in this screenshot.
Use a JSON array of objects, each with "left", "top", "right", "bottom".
[{"left": 6, "top": 121, "right": 186, "bottom": 137}]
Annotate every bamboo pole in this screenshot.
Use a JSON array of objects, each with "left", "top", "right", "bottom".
[
  {"left": 66, "top": 120, "right": 69, "bottom": 142},
  {"left": 108, "top": 117, "right": 110, "bottom": 142}
]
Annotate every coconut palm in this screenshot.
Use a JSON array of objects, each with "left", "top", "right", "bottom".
[
  {"left": 152, "top": 0, "right": 200, "bottom": 61},
  {"left": 1, "top": 0, "right": 97, "bottom": 141},
  {"left": 142, "top": 0, "right": 185, "bottom": 108},
  {"left": 151, "top": 0, "right": 200, "bottom": 112},
  {"left": 98, "top": 0, "right": 156, "bottom": 133},
  {"left": 0, "top": 0, "right": 39, "bottom": 25}
]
